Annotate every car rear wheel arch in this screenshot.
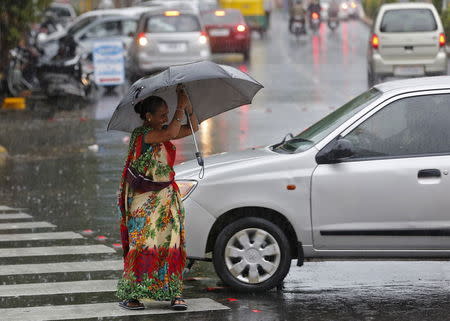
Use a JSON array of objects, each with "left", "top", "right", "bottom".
[{"left": 205, "top": 207, "right": 299, "bottom": 260}]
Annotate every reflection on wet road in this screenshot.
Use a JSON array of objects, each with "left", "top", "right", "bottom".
[{"left": 1, "top": 10, "right": 449, "bottom": 321}]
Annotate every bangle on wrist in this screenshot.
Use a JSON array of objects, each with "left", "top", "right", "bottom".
[{"left": 175, "top": 117, "right": 182, "bottom": 123}]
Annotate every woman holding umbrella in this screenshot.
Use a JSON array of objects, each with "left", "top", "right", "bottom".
[{"left": 116, "top": 85, "right": 198, "bottom": 311}]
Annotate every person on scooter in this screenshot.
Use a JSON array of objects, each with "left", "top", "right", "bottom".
[
  {"left": 328, "top": 0, "right": 339, "bottom": 19},
  {"left": 289, "top": 0, "right": 306, "bottom": 32},
  {"left": 307, "top": 0, "right": 321, "bottom": 19}
]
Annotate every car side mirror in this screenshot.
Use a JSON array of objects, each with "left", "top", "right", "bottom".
[{"left": 316, "top": 138, "right": 354, "bottom": 164}]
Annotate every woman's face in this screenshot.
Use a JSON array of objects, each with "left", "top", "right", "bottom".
[{"left": 146, "top": 103, "right": 169, "bottom": 130}]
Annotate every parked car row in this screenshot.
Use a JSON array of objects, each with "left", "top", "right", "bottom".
[{"left": 38, "top": 3, "right": 252, "bottom": 84}]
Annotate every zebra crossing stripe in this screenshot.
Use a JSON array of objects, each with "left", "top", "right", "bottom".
[
  {"left": 0, "top": 245, "right": 116, "bottom": 257},
  {"left": 0, "top": 298, "right": 230, "bottom": 320},
  {"left": 0, "top": 260, "right": 123, "bottom": 276}
]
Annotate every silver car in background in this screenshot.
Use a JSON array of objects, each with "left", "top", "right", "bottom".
[
  {"left": 127, "top": 8, "right": 211, "bottom": 80},
  {"left": 367, "top": 3, "right": 447, "bottom": 87},
  {"left": 176, "top": 76, "right": 450, "bottom": 292}
]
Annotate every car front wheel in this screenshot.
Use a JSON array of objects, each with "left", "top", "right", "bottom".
[{"left": 213, "top": 217, "right": 292, "bottom": 292}]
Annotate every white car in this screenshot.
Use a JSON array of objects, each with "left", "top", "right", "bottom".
[
  {"left": 367, "top": 3, "right": 447, "bottom": 87},
  {"left": 39, "top": 7, "right": 158, "bottom": 57},
  {"left": 127, "top": 8, "right": 211, "bottom": 80},
  {"left": 176, "top": 76, "right": 450, "bottom": 291}
]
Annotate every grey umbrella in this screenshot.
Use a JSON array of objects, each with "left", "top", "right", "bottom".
[
  {"left": 107, "top": 60, "right": 263, "bottom": 132},
  {"left": 107, "top": 61, "right": 263, "bottom": 170}
]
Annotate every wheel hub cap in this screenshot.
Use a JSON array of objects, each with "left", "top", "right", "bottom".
[{"left": 224, "top": 228, "right": 281, "bottom": 284}]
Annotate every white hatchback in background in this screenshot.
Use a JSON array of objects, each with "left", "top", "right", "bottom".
[
  {"left": 127, "top": 9, "right": 211, "bottom": 80},
  {"left": 367, "top": 3, "right": 447, "bottom": 87}
]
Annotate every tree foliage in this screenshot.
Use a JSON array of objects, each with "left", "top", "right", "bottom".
[{"left": 0, "top": 0, "right": 52, "bottom": 75}]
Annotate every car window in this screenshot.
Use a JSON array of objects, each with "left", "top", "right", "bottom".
[
  {"left": 146, "top": 14, "right": 201, "bottom": 32},
  {"left": 201, "top": 11, "right": 242, "bottom": 24},
  {"left": 273, "top": 88, "right": 382, "bottom": 153},
  {"left": 344, "top": 94, "right": 450, "bottom": 159},
  {"left": 380, "top": 9, "right": 437, "bottom": 33},
  {"left": 122, "top": 20, "right": 138, "bottom": 36},
  {"left": 83, "top": 21, "right": 122, "bottom": 39}
]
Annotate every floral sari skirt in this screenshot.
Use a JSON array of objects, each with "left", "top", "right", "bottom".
[{"left": 116, "top": 185, "right": 186, "bottom": 301}]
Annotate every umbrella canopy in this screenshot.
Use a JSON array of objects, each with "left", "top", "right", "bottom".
[{"left": 107, "top": 61, "right": 263, "bottom": 133}]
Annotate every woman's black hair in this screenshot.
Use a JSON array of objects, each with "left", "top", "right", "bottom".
[{"left": 134, "top": 95, "right": 166, "bottom": 120}]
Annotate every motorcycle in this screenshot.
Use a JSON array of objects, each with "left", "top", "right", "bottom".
[
  {"left": 309, "top": 11, "right": 321, "bottom": 33},
  {"left": 37, "top": 44, "right": 98, "bottom": 110},
  {"left": 328, "top": 15, "right": 339, "bottom": 31},
  {"left": 6, "top": 45, "right": 40, "bottom": 96},
  {"left": 291, "top": 15, "right": 307, "bottom": 38}
]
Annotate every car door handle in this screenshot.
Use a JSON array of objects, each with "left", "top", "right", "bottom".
[{"left": 418, "top": 169, "right": 441, "bottom": 178}]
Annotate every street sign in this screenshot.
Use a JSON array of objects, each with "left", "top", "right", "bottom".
[{"left": 93, "top": 41, "right": 125, "bottom": 86}]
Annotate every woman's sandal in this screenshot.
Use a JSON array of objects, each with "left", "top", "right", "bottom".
[
  {"left": 118, "top": 299, "right": 145, "bottom": 310},
  {"left": 170, "top": 297, "right": 188, "bottom": 311}
]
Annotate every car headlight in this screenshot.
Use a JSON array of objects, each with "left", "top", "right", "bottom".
[{"left": 176, "top": 180, "right": 198, "bottom": 201}]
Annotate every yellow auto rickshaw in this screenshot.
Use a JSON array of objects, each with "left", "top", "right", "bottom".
[{"left": 219, "top": 0, "right": 268, "bottom": 34}]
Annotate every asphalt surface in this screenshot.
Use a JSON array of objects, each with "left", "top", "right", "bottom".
[{"left": 1, "top": 10, "right": 450, "bottom": 321}]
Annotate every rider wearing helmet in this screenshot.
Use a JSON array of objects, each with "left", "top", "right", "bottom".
[{"left": 289, "top": 0, "right": 306, "bottom": 32}]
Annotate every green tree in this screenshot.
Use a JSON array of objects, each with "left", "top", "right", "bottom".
[{"left": 0, "top": 0, "right": 51, "bottom": 77}]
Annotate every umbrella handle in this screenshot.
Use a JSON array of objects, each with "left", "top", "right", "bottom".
[{"left": 182, "top": 85, "right": 205, "bottom": 172}]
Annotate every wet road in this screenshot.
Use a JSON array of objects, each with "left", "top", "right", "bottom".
[{"left": 1, "top": 10, "right": 450, "bottom": 321}]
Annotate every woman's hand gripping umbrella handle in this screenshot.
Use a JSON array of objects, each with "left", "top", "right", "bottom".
[{"left": 179, "top": 84, "right": 205, "bottom": 177}]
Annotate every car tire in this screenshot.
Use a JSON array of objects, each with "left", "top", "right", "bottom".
[{"left": 213, "top": 217, "right": 292, "bottom": 292}]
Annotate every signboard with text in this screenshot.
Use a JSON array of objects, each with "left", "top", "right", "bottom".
[{"left": 93, "top": 41, "right": 125, "bottom": 86}]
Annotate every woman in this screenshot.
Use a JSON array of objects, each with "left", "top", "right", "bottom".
[{"left": 116, "top": 86, "right": 199, "bottom": 310}]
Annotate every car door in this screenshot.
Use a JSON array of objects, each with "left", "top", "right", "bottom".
[{"left": 311, "top": 91, "right": 450, "bottom": 253}]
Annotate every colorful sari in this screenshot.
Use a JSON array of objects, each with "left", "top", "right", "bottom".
[{"left": 116, "top": 126, "right": 186, "bottom": 301}]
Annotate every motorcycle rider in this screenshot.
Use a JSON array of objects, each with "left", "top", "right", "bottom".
[
  {"left": 307, "top": 0, "right": 321, "bottom": 21},
  {"left": 289, "top": 0, "right": 306, "bottom": 32}
]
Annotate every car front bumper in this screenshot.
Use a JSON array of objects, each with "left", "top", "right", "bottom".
[{"left": 183, "top": 197, "right": 216, "bottom": 260}]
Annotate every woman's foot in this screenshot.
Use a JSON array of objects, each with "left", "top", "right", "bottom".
[
  {"left": 118, "top": 299, "right": 145, "bottom": 310},
  {"left": 170, "top": 297, "right": 188, "bottom": 311}
]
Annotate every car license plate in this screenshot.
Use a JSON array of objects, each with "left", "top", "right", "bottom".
[
  {"left": 158, "top": 42, "right": 187, "bottom": 53},
  {"left": 209, "top": 29, "right": 230, "bottom": 37},
  {"left": 394, "top": 66, "right": 425, "bottom": 76}
]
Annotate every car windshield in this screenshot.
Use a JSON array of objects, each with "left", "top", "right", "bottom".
[
  {"left": 202, "top": 11, "right": 242, "bottom": 24},
  {"left": 273, "top": 88, "right": 382, "bottom": 153},
  {"left": 48, "top": 7, "right": 72, "bottom": 17},
  {"left": 380, "top": 9, "right": 437, "bottom": 33},
  {"left": 67, "top": 16, "right": 97, "bottom": 34},
  {"left": 146, "top": 14, "right": 201, "bottom": 32}
]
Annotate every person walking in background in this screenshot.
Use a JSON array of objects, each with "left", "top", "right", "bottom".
[
  {"left": 116, "top": 85, "right": 199, "bottom": 311},
  {"left": 264, "top": 0, "right": 274, "bottom": 29}
]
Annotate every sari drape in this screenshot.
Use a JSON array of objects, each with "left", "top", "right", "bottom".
[{"left": 116, "top": 126, "right": 186, "bottom": 301}]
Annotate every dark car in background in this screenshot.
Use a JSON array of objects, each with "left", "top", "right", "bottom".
[{"left": 202, "top": 9, "right": 251, "bottom": 61}]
